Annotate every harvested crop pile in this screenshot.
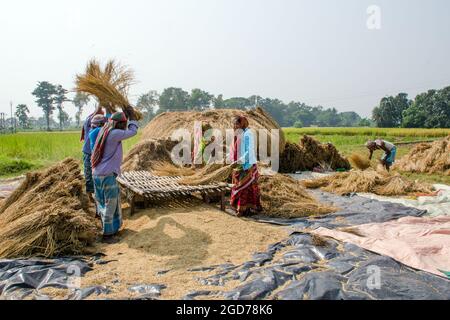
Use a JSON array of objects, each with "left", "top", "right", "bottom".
[
  {"left": 0, "top": 159, "right": 98, "bottom": 258},
  {"left": 122, "top": 139, "right": 179, "bottom": 172},
  {"left": 302, "top": 169, "right": 433, "bottom": 196},
  {"left": 178, "top": 164, "right": 234, "bottom": 185},
  {"left": 279, "top": 136, "right": 351, "bottom": 173},
  {"left": 259, "top": 174, "right": 336, "bottom": 219},
  {"left": 395, "top": 136, "right": 450, "bottom": 175},
  {"left": 141, "top": 107, "right": 286, "bottom": 154}
]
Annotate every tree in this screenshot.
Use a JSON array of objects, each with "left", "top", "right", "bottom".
[
  {"left": 73, "top": 92, "right": 90, "bottom": 127},
  {"left": 223, "top": 97, "right": 252, "bottom": 110},
  {"left": 358, "top": 118, "right": 373, "bottom": 127},
  {"left": 159, "top": 87, "right": 190, "bottom": 112},
  {"left": 188, "top": 89, "right": 213, "bottom": 111},
  {"left": 15, "top": 104, "right": 30, "bottom": 129},
  {"left": 32, "top": 81, "right": 57, "bottom": 131},
  {"left": 60, "top": 110, "right": 71, "bottom": 129},
  {"left": 293, "top": 120, "right": 303, "bottom": 128},
  {"left": 54, "top": 85, "right": 69, "bottom": 131},
  {"left": 372, "top": 93, "right": 411, "bottom": 128},
  {"left": 213, "top": 94, "right": 225, "bottom": 109},
  {"left": 136, "top": 90, "right": 159, "bottom": 123}
]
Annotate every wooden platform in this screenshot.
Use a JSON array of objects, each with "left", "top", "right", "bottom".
[{"left": 117, "top": 171, "right": 231, "bottom": 215}]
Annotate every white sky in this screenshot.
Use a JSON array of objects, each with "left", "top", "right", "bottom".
[{"left": 0, "top": 0, "right": 449, "bottom": 120}]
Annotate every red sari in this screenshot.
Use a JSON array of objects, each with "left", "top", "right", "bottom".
[{"left": 230, "top": 136, "right": 262, "bottom": 216}]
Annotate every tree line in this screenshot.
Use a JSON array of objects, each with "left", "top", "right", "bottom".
[{"left": 3, "top": 83, "right": 449, "bottom": 133}]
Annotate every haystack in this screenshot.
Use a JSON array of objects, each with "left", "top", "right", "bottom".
[
  {"left": 302, "top": 169, "right": 433, "bottom": 197},
  {"left": 279, "top": 136, "right": 351, "bottom": 173},
  {"left": 395, "top": 136, "right": 450, "bottom": 175},
  {"left": 0, "top": 159, "right": 98, "bottom": 258},
  {"left": 259, "top": 174, "right": 336, "bottom": 219},
  {"left": 141, "top": 107, "right": 286, "bottom": 154}
]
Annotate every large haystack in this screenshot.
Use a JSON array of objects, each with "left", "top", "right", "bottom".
[
  {"left": 302, "top": 169, "right": 433, "bottom": 197},
  {"left": 0, "top": 159, "right": 98, "bottom": 258},
  {"left": 279, "top": 136, "right": 351, "bottom": 173},
  {"left": 141, "top": 107, "right": 286, "bottom": 154},
  {"left": 395, "top": 136, "right": 450, "bottom": 176},
  {"left": 259, "top": 174, "right": 336, "bottom": 219}
]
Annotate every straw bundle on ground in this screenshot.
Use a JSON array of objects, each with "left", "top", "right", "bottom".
[
  {"left": 395, "top": 136, "right": 450, "bottom": 175},
  {"left": 0, "top": 159, "right": 98, "bottom": 258},
  {"left": 259, "top": 174, "right": 337, "bottom": 219},
  {"left": 302, "top": 169, "right": 433, "bottom": 196},
  {"left": 75, "top": 59, "right": 142, "bottom": 120},
  {"left": 141, "top": 107, "right": 286, "bottom": 154},
  {"left": 279, "top": 136, "right": 351, "bottom": 173},
  {"left": 349, "top": 153, "right": 372, "bottom": 170}
]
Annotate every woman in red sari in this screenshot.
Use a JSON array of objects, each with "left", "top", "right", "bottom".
[{"left": 230, "top": 116, "right": 263, "bottom": 217}]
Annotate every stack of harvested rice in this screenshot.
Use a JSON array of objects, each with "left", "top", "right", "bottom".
[
  {"left": 140, "top": 107, "right": 286, "bottom": 154},
  {"left": 279, "top": 136, "right": 351, "bottom": 173},
  {"left": 302, "top": 169, "right": 433, "bottom": 196},
  {"left": 259, "top": 174, "right": 336, "bottom": 219},
  {"left": 395, "top": 136, "right": 450, "bottom": 175},
  {"left": 0, "top": 159, "right": 98, "bottom": 258},
  {"left": 349, "top": 153, "right": 372, "bottom": 171},
  {"left": 75, "top": 59, "right": 142, "bottom": 120}
]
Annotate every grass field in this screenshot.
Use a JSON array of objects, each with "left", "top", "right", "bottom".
[{"left": 0, "top": 128, "right": 448, "bottom": 184}]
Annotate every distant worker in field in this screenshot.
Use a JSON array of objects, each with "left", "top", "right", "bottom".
[
  {"left": 91, "top": 111, "right": 139, "bottom": 239},
  {"left": 230, "top": 116, "right": 262, "bottom": 217},
  {"left": 192, "top": 122, "right": 215, "bottom": 167},
  {"left": 366, "top": 139, "right": 397, "bottom": 172},
  {"left": 81, "top": 105, "right": 105, "bottom": 201}
]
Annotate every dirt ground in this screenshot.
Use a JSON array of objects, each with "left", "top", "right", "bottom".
[{"left": 79, "top": 201, "right": 288, "bottom": 300}]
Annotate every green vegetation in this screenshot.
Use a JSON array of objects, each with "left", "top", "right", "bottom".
[{"left": 0, "top": 131, "right": 140, "bottom": 177}]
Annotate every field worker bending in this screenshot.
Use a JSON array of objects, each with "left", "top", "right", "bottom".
[
  {"left": 91, "top": 111, "right": 139, "bottom": 240},
  {"left": 81, "top": 105, "right": 105, "bottom": 201},
  {"left": 366, "top": 139, "right": 397, "bottom": 172}
]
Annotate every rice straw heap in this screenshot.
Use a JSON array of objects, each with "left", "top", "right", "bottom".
[
  {"left": 302, "top": 169, "right": 434, "bottom": 196},
  {"left": 0, "top": 159, "right": 99, "bottom": 258},
  {"left": 259, "top": 174, "right": 336, "bottom": 219},
  {"left": 349, "top": 153, "right": 372, "bottom": 170},
  {"left": 75, "top": 59, "right": 142, "bottom": 120},
  {"left": 395, "top": 136, "right": 450, "bottom": 175}
]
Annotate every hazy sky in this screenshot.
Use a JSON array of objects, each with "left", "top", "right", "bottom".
[{"left": 1, "top": 0, "right": 449, "bottom": 120}]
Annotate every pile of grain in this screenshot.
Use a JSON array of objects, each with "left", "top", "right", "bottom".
[
  {"left": 259, "top": 174, "right": 336, "bottom": 219},
  {"left": 140, "top": 107, "right": 286, "bottom": 154},
  {"left": 302, "top": 169, "right": 433, "bottom": 196},
  {"left": 280, "top": 136, "right": 351, "bottom": 173},
  {"left": 0, "top": 159, "right": 99, "bottom": 258},
  {"left": 395, "top": 136, "right": 450, "bottom": 175}
]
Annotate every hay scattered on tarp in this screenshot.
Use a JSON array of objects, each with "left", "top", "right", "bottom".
[
  {"left": 259, "top": 174, "right": 337, "bottom": 219},
  {"left": 0, "top": 159, "right": 98, "bottom": 259},
  {"left": 75, "top": 59, "right": 142, "bottom": 120},
  {"left": 395, "top": 136, "right": 450, "bottom": 176},
  {"left": 280, "top": 136, "right": 351, "bottom": 173},
  {"left": 349, "top": 153, "right": 371, "bottom": 171},
  {"left": 302, "top": 169, "right": 433, "bottom": 197}
]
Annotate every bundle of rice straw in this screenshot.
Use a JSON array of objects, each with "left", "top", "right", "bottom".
[
  {"left": 75, "top": 59, "right": 143, "bottom": 120},
  {"left": 302, "top": 169, "right": 433, "bottom": 196},
  {"left": 349, "top": 153, "right": 371, "bottom": 170},
  {"left": 178, "top": 164, "right": 234, "bottom": 185},
  {"left": 279, "top": 136, "right": 351, "bottom": 173},
  {"left": 152, "top": 162, "right": 196, "bottom": 177},
  {"left": 0, "top": 159, "right": 99, "bottom": 258},
  {"left": 395, "top": 136, "right": 450, "bottom": 175},
  {"left": 259, "top": 174, "right": 336, "bottom": 219}
]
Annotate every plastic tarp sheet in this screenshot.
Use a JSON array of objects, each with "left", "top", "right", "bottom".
[
  {"left": 312, "top": 216, "right": 450, "bottom": 278},
  {"left": 185, "top": 232, "right": 450, "bottom": 300},
  {"left": 358, "top": 184, "right": 450, "bottom": 217}
]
